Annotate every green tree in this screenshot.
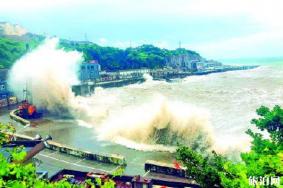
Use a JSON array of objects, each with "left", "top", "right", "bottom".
[
  {"left": 242, "top": 105, "right": 283, "bottom": 178},
  {"left": 177, "top": 105, "right": 283, "bottom": 187},
  {"left": 0, "top": 36, "right": 43, "bottom": 69},
  {"left": 0, "top": 122, "right": 117, "bottom": 188},
  {"left": 176, "top": 146, "right": 227, "bottom": 188}
]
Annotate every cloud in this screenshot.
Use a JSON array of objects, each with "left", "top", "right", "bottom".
[
  {"left": 110, "top": 40, "right": 169, "bottom": 49},
  {"left": 98, "top": 38, "right": 108, "bottom": 46},
  {"left": 189, "top": 30, "right": 283, "bottom": 58},
  {"left": 0, "top": 0, "right": 281, "bottom": 20},
  {"left": 1, "top": 0, "right": 283, "bottom": 58},
  {"left": 0, "top": 0, "right": 89, "bottom": 12}
]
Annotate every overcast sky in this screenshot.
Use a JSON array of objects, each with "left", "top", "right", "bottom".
[{"left": 0, "top": 0, "right": 283, "bottom": 59}]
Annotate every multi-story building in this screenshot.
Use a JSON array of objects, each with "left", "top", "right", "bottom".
[
  {"left": 203, "top": 60, "right": 222, "bottom": 69},
  {"left": 194, "top": 60, "right": 223, "bottom": 71},
  {"left": 166, "top": 54, "right": 199, "bottom": 72},
  {"left": 0, "top": 69, "right": 17, "bottom": 108},
  {"left": 79, "top": 60, "right": 101, "bottom": 82},
  {"left": 0, "top": 69, "right": 9, "bottom": 99}
]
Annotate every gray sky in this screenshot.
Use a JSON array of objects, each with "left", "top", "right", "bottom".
[{"left": 0, "top": 0, "right": 283, "bottom": 59}]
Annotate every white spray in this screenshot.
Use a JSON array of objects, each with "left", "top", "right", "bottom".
[
  {"left": 7, "top": 38, "right": 238, "bottom": 153},
  {"left": 97, "top": 94, "right": 214, "bottom": 152},
  {"left": 8, "top": 38, "right": 82, "bottom": 114}
]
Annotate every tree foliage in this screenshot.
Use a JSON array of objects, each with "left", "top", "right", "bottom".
[
  {"left": 242, "top": 105, "right": 283, "bottom": 178},
  {"left": 59, "top": 40, "right": 201, "bottom": 71},
  {"left": 0, "top": 35, "right": 201, "bottom": 71},
  {"left": 0, "top": 35, "right": 43, "bottom": 69},
  {"left": 0, "top": 123, "right": 116, "bottom": 188},
  {"left": 177, "top": 105, "right": 283, "bottom": 187}
]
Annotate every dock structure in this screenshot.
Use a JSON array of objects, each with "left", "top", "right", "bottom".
[{"left": 72, "top": 65, "right": 259, "bottom": 96}]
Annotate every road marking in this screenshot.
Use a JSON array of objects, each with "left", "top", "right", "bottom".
[
  {"left": 143, "top": 170, "right": 150, "bottom": 177},
  {"left": 47, "top": 151, "right": 58, "bottom": 157},
  {"left": 75, "top": 157, "right": 86, "bottom": 164}
]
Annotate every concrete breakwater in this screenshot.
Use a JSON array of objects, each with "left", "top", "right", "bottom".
[
  {"left": 10, "top": 132, "right": 126, "bottom": 166},
  {"left": 72, "top": 77, "right": 145, "bottom": 96},
  {"left": 9, "top": 111, "right": 196, "bottom": 182},
  {"left": 9, "top": 110, "right": 126, "bottom": 166},
  {"left": 9, "top": 109, "right": 31, "bottom": 126},
  {"left": 72, "top": 65, "right": 259, "bottom": 96},
  {"left": 46, "top": 140, "right": 126, "bottom": 166}
]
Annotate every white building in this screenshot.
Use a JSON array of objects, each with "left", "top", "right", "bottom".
[{"left": 80, "top": 60, "right": 101, "bottom": 82}]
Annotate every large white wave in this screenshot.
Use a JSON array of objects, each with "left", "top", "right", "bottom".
[
  {"left": 8, "top": 38, "right": 244, "bottom": 153},
  {"left": 8, "top": 38, "right": 82, "bottom": 114},
  {"left": 96, "top": 95, "right": 214, "bottom": 152}
]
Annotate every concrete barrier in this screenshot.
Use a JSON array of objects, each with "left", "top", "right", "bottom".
[
  {"left": 46, "top": 140, "right": 126, "bottom": 166},
  {"left": 3, "top": 132, "right": 35, "bottom": 141},
  {"left": 9, "top": 111, "right": 126, "bottom": 166},
  {"left": 8, "top": 132, "right": 126, "bottom": 166},
  {"left": 9, "top": 109, "right": 30, "bottom": 126},
  {"left": 145, "top": 160, "right": 187, "bottom": 178}
]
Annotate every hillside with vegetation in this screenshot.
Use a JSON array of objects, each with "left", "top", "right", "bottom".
[
  {"left": 0, "top": 31, "right": 202, "bottom": 71},
  {"left": 59, "top": 39, "right": 202, "bottom": 71},
  {"left": 0, "top": 34, "right": 43, "bottom": 69}
]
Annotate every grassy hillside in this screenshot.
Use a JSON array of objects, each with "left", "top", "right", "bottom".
[
  {"left": 0, "top": 35, "right": 43, "bottom": 69},
  {"left": 0, "top": 34, "right": 202, "bottom": 71},
  {"left": 60, "top": 39, "right": 202, "bottom": 71}
]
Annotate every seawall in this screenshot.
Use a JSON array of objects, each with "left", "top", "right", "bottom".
[
  {"left": 72, "top": 66, "right": 259, "bottom": 96},
  {"left": 9, "top": 109, "right": 30, "bottom": 126},
  {"left": 47, "top": 140, "right": 126, "bottom": 166},
  {"left": 8, "top": 111, "right": 126, "bottom": 166}
]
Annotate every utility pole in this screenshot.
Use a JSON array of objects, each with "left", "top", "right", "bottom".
[
  {"left": 23, "top": 44, "right": 32, "bottom": 103},
  {"left": 84, "top": 33, "right": 88, "bottom": 42},
  {"left": 179, "top": 41, "right": 182, "bottom": 49}
]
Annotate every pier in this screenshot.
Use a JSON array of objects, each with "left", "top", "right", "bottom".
[{"left": 72, "top": 65, "right": 259, "bottom": 96}]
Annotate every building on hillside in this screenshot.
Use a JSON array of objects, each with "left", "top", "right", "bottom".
[
  {"left": 194, "top": 60, "right": 223, "bottom": 71},
  {"left": 79, "top": 60, "right": 101, "bottom": 82},
  {"left": 0, "top": 69, "right": 17, "bottom": 108},
  {"left": 0, "top": 69, "right": 10, "bottom": 100},
  {"left": 196, "top": 61, "right": 205, "bottom": 70},
  {"left": 203, "top": 60, "right": 222, "bottom": 69},
  {"left": 166, "top": 54, "right": 198, "bottom": 72}
]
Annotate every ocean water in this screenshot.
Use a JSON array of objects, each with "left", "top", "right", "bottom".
[
  {"left": 17, "top": 58, "right": 283, "bottom": 174},
  {"left": 7, "top": 39, "right": 283, "bottom": 174}
]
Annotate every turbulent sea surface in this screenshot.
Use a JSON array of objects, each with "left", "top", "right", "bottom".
[
  {"left": 14, "top": 60, "right": 283, "bottom": 174},
  {"left": 6, "top": 39, "right": 283, "bottom": 174}
]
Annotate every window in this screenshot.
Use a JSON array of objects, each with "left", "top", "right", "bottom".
[{"left": 0, "top": 85, "right": 5, "bottom": 91}]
